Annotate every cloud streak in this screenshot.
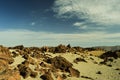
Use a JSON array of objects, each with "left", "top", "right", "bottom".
[{"left": 53, "top": 0, "right": 120, "bottom": 30}]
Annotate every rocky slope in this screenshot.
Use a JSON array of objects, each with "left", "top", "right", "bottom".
[{"left": 0, "top": 44, "right": 120, "bottom": 80}]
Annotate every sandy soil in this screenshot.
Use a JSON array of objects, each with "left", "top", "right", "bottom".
[{"left": 10, "top": 51, "right": 120, "bottom": 80}]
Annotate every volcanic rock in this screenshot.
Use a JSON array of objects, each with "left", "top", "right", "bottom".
[
  {"left": 12, "top": 45, "right": 24, "bottom": 50},
  {"left": 40, "top": 73, "right": 53, "bottom": 80},
  {"left": 74, "top": 57, "right": 87, "bottom": 63},
  {"left": 69, "top": 67, "right": 80, "bottom": 77},
  {"left": 45, "top": 56, "right": 73, "bottom": 72},
  {"left": 54, "top": 44, "right": 67, "bottom": 53},
  {"left": 30, "top": 71, "right": 38, "bottom": 78},
  {"left": 100, "top": 51, "right": 118, "bottom": 59},
  {"left": 17, "top": 64, "right": 32, "bottom": 78}
]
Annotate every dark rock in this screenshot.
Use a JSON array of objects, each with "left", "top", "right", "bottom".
[
  {"left": 40, "top": 62, "right": 46, "bottom": 67},
  {"left": 45, "top": 56, "right": 73, "bottom": 72},
  {"left": 67, "top": 44, "right": 71, "bottom": 48},
  {"left": 41, "top": 46, "right": 49, "bottom": 52},
  {"left": 99, "top": 61, "right": 106, "bottom": 65},
  {"left": 100, "top": 51, "right": 118, "bottom": 59},
  {"left": 96, "top": 71, "right": 102, "bottom": 74},
  {"left": 54, "top": 44, "right": 67, "bottom": 53},
  {"left": 108, "top": 58, "right": 114, "bottom": 62},
  {"left": 40, "top": 73, "right": 53, "bottom": 80},
  {"left": 81, "top": 76, "right": 94, "bottom": 80},
  {"left": 17, "top": 64, "right": 32, "bottom": 78},
  {"left": 74, "top": 57, "right": 87, "bottom": 63},
  {"left": 107, "top": 64, "right": 112, "bottom": 67},
  {"left": 115, "top": 68, "right": 120, "bottom": 71},
  {"left": 12, "top": 51, "right": 19, "bottom": 58},
  {"left": 48, "top": 47, "right": 56, "bottom": 53},
  {"left": 30, "top": 71, "right": 38, "bottom": 78},
  {"left": 69, "top": 67, "right": 80, "bottom": 77},
  {"left": 22, "top": 60, "right": 29, "bottom": 67},
  {"left": 73, "top": 46, "right": 83, "bottom": 52},
  {"left": 13, "top": 45, "right": 24, "bottom": 50},
  {"left": 22, "top": 53, "right": 29, "bottom": 59},
  {"left": 62, "top": 74, "right": 67, "bottom": 79}
]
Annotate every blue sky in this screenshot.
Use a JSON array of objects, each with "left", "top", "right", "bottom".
[{"left": 0, "top": 0, "right": 120, "bottom": 47}]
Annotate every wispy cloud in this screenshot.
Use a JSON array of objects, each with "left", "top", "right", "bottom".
[
  {"left": 53, "top": 0, "right": 120, "bottom": 30},
  {"left": 0, "top": 29, "right": 120, "bottom": 47},
  {"left": 31, "top": 22, "right": 36, "bottom": 26}
]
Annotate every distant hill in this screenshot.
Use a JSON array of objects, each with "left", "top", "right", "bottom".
[{"left": 93, "top": 46, "right": 120, "bottom": 51}]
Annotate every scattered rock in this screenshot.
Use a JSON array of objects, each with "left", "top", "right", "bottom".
[
  {"left": 107, "top": 64, "right": 112, "bottom": 67},
  {"left": 115, "top": 68, "right": 120, "bottom": 71},
  {"left": 74, "top": 57, "right": 87, "bottom": 63},
  {"left": 12, "top": 51, "right": 19, "bottom": 58},
  {"left": 22, "top": 60, "right": 30, "bottom": 67},
  {"left": 99, "top": 61, "right": 106, "bottom": 65},
  {"left": 40, "top": 62, "right": 46, "bottom": 67},
  {"left": 96, "top": 71, "right": 102, "bottom": 74}
]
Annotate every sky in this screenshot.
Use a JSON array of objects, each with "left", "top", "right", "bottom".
[{"left": 0, "top": 0, "right": 120, "bottom": 47}]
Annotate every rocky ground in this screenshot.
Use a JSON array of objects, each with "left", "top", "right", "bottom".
[{"left": 0, "top": 44, "right": 120, "bottom": 80}]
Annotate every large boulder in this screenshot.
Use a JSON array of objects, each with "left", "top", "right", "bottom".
[
  {"left": 54, "top": 44, "right": 67, "bottom": 53},
  {"left": 69, "top": 67, "right": 80, "bottom": 77},
  {"left": 45, "top": 56, "right": 73, "bottom": 72}
]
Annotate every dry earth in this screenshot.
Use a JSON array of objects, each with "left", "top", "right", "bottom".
[{"left": 0, "top": 45, "right": 120, "bottom": 80}]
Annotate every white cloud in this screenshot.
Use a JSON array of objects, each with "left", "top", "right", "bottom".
[
  {"left": 31, "top": 22, "right": 35, "bottom": 26},
  {"left": 73, "top": 22, "right": 88, "bottom": 29},
  {"left": 0, "top": 29, "right": 120, "bottom": 47},
  {"left": 53, "top": 0, "right": 120, "bottom": 25}
]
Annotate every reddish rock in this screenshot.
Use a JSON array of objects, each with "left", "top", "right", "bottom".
[
  {"left": 0, "top": 46, "right": 14, "bottom": 64},
  {"left": 45, "top": 56, "right": 73, "bottom": 72},
  {"left": 69, "top": 67, "right": 80, "bottom": 77}
]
